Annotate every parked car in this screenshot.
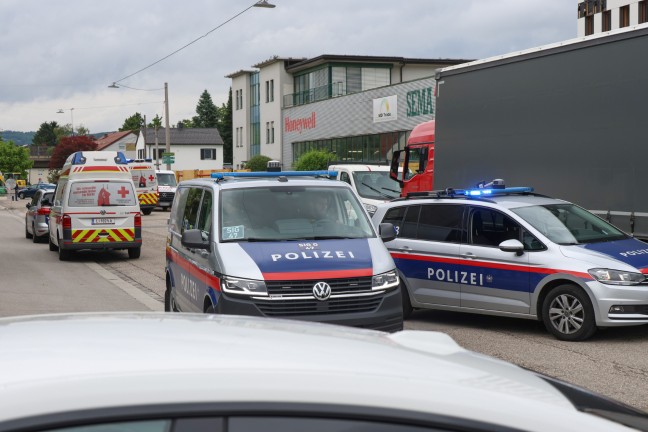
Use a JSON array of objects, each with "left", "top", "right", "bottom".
[
  {"left": 25, "top": 190, "right": 54, "bottom": 243},
  {"left": 372, "top": 180, "right": 648, "bottom": 341},
  {"left": 1, "top": 312, "right": 647, "bottom": 432},
  {"left": 17, "top": 183, "right": 55, "bottom": 200}
]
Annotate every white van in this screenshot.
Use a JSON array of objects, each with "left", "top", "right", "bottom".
[
  {"left": 48, "top": 151, "right": 142, "bottom": 261},
  {"left": 328, "top": 164, "right": 401, "bottom": 215},
  {"left": 165, "top": 169, "right": 403, "bottom": 332},
  {"left": 128, "top": 160, "right": 159, "bottom": 215},
  {"left": 155, "top": 169, "right": 177, "bottom": 211}
]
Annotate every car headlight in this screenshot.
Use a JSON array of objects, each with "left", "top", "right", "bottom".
[
  {"left": 222, "top": 276, "right": 268, "bottom": 296},
  {"left": 372, "top": 270, "right": 399, "bottom": 291},
  {"left": 364, "top": 203, "right": 378, "bottom": 215},
  {"left": 588, "top": 268, "right": 646, "bottom": 285}
]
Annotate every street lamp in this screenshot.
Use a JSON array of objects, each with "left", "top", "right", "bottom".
[{"left": 57, "top": 108, "right": 75, "bottom": 135}]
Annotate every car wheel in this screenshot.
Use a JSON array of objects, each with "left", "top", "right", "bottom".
[
  {"left": 128, "top": 247, "right": 141, "bottom": 259},
  {"left": 542, "top": 284, "right": 597, "bottom": 341},
  {"left": 32, "top": 224, "right": 39, "bottom": 243},
  {"left": 58, "top": 238, "right": 71, "bottom": 261},
  {"left": 18, "top": 193, "right": 24, "bottom": 200},
  {"left": 49, "top": 234, "right": 58, "bottom": 251},
  {"left": 164, "top": 279, "right": 177, "bottom": 312},
  {"left": 142, "top": 208, "right": 153, "bottom": 216},
  {"left": 25, "top": 222, "right": 33, "bottom": 239},
  {"left": 401, "top": 283, "right": 413, "bottom": 319}
]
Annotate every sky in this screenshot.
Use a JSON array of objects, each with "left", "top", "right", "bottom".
[{"left": 0, "top": 0, "right": 577, "bottom": 134}]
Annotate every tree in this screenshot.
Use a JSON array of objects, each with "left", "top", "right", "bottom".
[
  {"left": 294, "top": 150, "right": 336, "bottom": 171},
  {"left": 220, "top": 88, "right": 233, "bottom": 164},
  {"left": 120, "top": 113, "right": 145, "bottom": 132},
  {"left": 49, "top": 135, "right": 98, "bottom": 170},
  {"left": 0, "top": 140, "right": 33, "bottom": 178},
  {"left": 245, "top": 155, "right": 272, "bottom": 171},
  {"left": 32, "top": 121, "right": 59, "bottom": 146},
  {"left": 148, "top": 115, "right": 163, "bottom": 128},
  {"left": 192, "top": 90, "right": 219, "bottom": 127}
]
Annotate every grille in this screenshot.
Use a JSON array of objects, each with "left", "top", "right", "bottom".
[
  {"left": 266, "top": 277, "right": 373, "bottom": 296},
  {"left": 159, "top": 192, "right": 175, "bottom": 201},
  {"left": 255, "top": 296, "right": 383, "bottom": 316}
]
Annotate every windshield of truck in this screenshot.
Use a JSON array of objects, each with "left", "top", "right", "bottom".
[
  {"left": 157, "top": 173, "right": 177, "bottom": 187},
  {"left": 68, "top": 181, "right": 138, "bottom": 207},
  {"left": 352, "top": 171, "right": 400, "bottom": 200},
  {"left": 512, "top": 203, "right": 628, "bottom": 245},
  {"left": 220, "top": 186, "right": 375, "bottom": 242}
]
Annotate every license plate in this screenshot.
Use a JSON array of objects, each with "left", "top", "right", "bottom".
[{"left": 92, "top": 218, "right": 115, "bottom": 225}]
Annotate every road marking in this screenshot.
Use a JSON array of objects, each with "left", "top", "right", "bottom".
[{"left": 85, "top": 262, "right": 163, "bottom": 310}]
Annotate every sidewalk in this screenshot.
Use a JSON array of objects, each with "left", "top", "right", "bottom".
[{"left": 0, "top": 194, "right": 28, "bottom": 211}]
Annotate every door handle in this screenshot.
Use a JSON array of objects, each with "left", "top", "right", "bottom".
[{"left": 461, "top": 252, "right": 476, "bottom": 259}]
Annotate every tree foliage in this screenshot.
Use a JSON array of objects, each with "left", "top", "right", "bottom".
[
  {"left": 148, "top": 114, "right": 164, "bottom": 128},
  {"left": 220, "top": 88, "right": 233, "bottom": 164},
  {"left": 192, "top": 90, "right": 219, "bottom": 128},
  {"left": 32, "top": 121, "right": 59, "bottom": 147},
  {"left": 245, "top": 155, "right": 272, "bottom": 171},
  {"left": 120, "top": 113, "right": 145, "bottom": 132},
  {"left": 49, "top": 135, "right": 98, "bottom": 169},
  {"left": 0, "top": 140, "right": 33, "bottom": 178},
  {"left": 294, "top": 150, "right": 336, "bottom": 171}
]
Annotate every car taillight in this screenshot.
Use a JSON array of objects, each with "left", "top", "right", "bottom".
[
  {"left": 134, "top": 213, "right": 141, "bottom": 227},
  {"left": 37, "top": 208, "right": 51, "bottom": 216},
  {"left": 62, "top": 214, "right": 72, "bottom": 229}
]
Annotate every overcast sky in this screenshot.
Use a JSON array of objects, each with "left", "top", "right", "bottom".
[{"left": 0, "top": 0, "right": 577, "bottom": 134}]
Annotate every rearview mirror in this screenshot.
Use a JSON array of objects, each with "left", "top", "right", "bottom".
[
  {"left": 499, "top": 239, "right": 524, "bottom": 256},
  {"left": 379, "top": 222, "right": 397, "bottom": 242},
  {"left": 181, "top": 229, "right": 210, "bottom": 250}
]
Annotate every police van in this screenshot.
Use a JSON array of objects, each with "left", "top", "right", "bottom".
[
  {"left": 165, "top": 170, "right": 403, "bottom": 332},
  {"left": 48, "top": 151, "right": 142, "bottom": 261},
  {"left": 372, "top": 180, "right": 648, "bottom": 341},
  {"left": 128, "top": 159, "right": 159, "bottom": 215}
]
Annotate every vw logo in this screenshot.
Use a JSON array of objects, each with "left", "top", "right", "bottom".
[
  {"left": 100, "top": 209, "right": 107, "bottom": 215},
  {"left": 312, "top": 281, "right": 331, "bottom": 301}
]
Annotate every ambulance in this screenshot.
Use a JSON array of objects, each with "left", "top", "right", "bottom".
[
  {"left": 48, "top": 151, "right": 142, "bottom": 261},
  {"left": 128, "top": 159, "right": 159, "bottom": 215}
]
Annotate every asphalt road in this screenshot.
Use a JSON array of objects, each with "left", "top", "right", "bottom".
[{"left": 1, "top": 194, "right": 647, "bottom": 411}]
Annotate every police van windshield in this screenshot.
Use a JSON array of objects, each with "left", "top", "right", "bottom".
[
  {"left": 352, "top": 171, "right": 400, "bottom": 200},
  {"left": 512, "top": 203, "right": 628, "bottom": 245},
  {"left": 157, "top": 173, "right": 177, "bottom": 187},
  {"left": 68, "top": 181, "right": 138, "bottom": 207},
  {"left": 220, "top": 186, "right": 375, "bottom": 242}
]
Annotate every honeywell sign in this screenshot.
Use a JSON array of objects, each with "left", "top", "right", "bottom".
[{"left": 285, "top": 112, "right": 317, "bottom": 133}]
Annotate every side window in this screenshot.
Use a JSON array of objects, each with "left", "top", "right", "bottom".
[
  {"left": 30, "top": 191, "right": 40, "bottom": 207},
  {"left": 522, "top": 228, "right": 545, "bottom": 251},
  {"left": 401, "top": 205, "right": 421, "bottom": 239},
  {"left": 54, "top": 181, "right": 67, "bottom": 206},
  {"left": 197, "top": 190, "right": 213, "bottom": 241},
  {"left": 418, "top": 204, "right": 464, "bottom": 243},
  {"left": 182, "top": 188, "right": 203, "bottom": 233},
  {"left": 382, "top": 206, "right": 407, "bottom": 236},
  {"left": 171, "top": 187, "right": 189, "bottom": 231},
  {"left": 470, "top": 207, "right": 520, "bottom": 247},
  {"left": 339, "top": 172, "right": 351, "bottom": 185}
]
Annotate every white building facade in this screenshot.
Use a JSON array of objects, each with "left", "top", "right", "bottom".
[
  {"left": 228, "top": 55, "right": 468, "bottom": 170},
  {"left": 578, "top": 0, "right": 648, "bottom": 36}
]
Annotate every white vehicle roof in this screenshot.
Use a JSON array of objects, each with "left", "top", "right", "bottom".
[
  {"left": 0, "top": 313, "right": 642, "bottom": 431},
  {"left": 329, "top": 164, "right": 391, "bottom": 172}
]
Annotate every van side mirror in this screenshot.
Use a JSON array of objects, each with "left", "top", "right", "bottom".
[
  {"left": 379, "top": 222, "right": 397, "bottom": 242},
  {"left": 499, "top": 239, "right": 524, "bottom": 256},
  {"left": 181, "top": 229, "right": 210, "bottom": 250},
  {"left": 41, "top": 199, "right": 51, "bottom": 206}
]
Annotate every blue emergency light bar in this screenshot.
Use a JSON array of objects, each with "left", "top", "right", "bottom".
[
  {"left": 211, "top": 170, "right": 338, "bottom": 180},
  {"left": 461, "top": 186, "right": 534, "bottom": 196}
]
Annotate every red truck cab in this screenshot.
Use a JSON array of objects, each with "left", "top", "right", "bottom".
[{"left": 390, "top": 120, "right": 435, "bottom": 197}]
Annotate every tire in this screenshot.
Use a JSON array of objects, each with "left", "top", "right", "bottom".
[
  {"left": 25, "top": 222, "right": 33, "bottom": 239},
  {"left": 32, "top": 224, "right": 38, "bottom": 243},
  {"left": 401, "top": 283, "right": 413, "bottom": 319},
  {"left": 128, "top": 247, "right": 141, "bottom": 259},
  {"left": 49, "top": 235, "right": 58, "bottom": 251},
  {"left": 164, "top": 278, "right": 177, "bottom": 312},
  {"left": 205, "top": 301, "right": 216, "bottom": 314},
  {"left": 58, "top": 238, "right": 71, "bottom": 261},
  {"left": 18, "top": 193, "right": 24, "bottom": 200},
  {"left": 142, "top": 208, "right": 153, "bottom": 216},
  {"left": 541, "top": 284, "right": 597, "bottom": 341}
]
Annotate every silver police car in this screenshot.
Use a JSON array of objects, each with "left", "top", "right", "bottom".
[{"left": 372, "top": 182, "right": 648, "bottom": 341}]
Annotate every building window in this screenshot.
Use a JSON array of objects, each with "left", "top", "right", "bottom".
[
  {"left": 270, "top": 121, "right": 275, "bottom": 144},
  {"left": 265, "top": 122, "right": 270, "bottom": 144},
  {"left": 620, "top": 5, "right": 630, "bottom": 28},
  {"left": 265, "top": 79, "right": 274, "bottom": 103},
  {"left": 602, "top": 10, "right": 611, "bottom": 31},
  {"left": 200, "top": 148, "right": 216, "bottom": 160},
  {"left": 585, "top": 15, "right": 594, "bottom": 35},
  {"left": 640, "top": 1, "right": 648, "bottom": 24},
  {"left": 236, "top": 89, "right": 244, "bottom": 110}
]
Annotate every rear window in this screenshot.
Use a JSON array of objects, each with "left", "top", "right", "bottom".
[{"left": 68, "top": 181, "right": 138, "bottom": 207}]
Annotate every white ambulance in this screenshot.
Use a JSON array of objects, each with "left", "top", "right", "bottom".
[
  {"left": 128, "top": 159, "right": 159, "bottom": 215},
  {"left": 48, "top": 151, "right": 142, "bottom": 261}
]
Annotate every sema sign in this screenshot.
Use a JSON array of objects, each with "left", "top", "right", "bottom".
[
  {"left": 407, "top": 87, "right": 434, "bottom": 117},
  {"left": 373, "top": 95, "right": 398, "bottom": 123}
]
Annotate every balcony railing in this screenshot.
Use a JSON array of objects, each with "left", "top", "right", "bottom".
[{"left": 284, "top": 82, "right": 346, "bottom": 108}]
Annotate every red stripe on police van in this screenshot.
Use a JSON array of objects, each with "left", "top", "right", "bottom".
[
  {"left": 390, "top": 252, "right": 593, "bottom": 280},
  {"left": 166, "top": 247, "right": 221, "bottom": 290},
  {"left": 262, "top": 268, "right": 373, "bottom": 281}
]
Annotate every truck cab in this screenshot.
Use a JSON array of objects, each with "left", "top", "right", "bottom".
[{"left": 390, "top": 119, "right": 435, "bottom": 197}]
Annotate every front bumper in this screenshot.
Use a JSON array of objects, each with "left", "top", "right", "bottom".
[{"left": 588, "top": 280, "right": 648, "bottom": 327}]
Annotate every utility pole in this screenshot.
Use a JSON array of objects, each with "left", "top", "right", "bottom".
[{"left": 164, "top": 82, "right": 171, "bottom": 170}]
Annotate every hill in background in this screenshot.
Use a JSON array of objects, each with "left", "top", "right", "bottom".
[{"left": 1, "top": 130, "right": 111, "bottom": 146}]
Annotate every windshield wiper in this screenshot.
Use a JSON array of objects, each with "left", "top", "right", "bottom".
[{"left": 361, "top": 181, "right": 394, "bottom": 199}]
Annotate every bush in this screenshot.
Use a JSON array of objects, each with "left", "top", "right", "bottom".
[
  {"left": 245, "top": 155, "right": 273, "bottom": 172},
  {"left": 294, "top": 150, "right": 336, "bottom": 171}
]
